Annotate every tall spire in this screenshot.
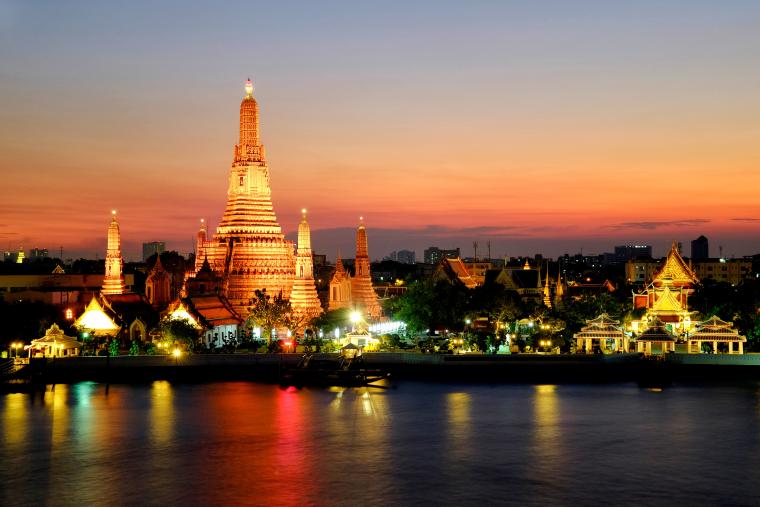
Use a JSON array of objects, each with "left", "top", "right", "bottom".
[
  {"left": 543, "top": 262, "right": 552, "bottom": 309},
  {"left": 195, "top": 218, "right": 207, "bottom": 273},
  {"left": 356, "top": 216, "right": 368, "bottom": 261},
  {"left": 102, "top": 210, "right": 125, "bottom": 295},
  {"left": 291, "top": 208, "right": 322, "bottom": 323},
  {"left": 297, "top": 208, "right": 311, "bottom": 252},
  {"left": 239, "top": 78, "right": 259, "bottom": 149},
  {"left": 348, "top": 217, "right": 381, "bottom": 318},
  {"left": 185, "top": 79, "right": 296, "bottom": 315}
]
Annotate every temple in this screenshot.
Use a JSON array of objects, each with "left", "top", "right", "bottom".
[
  {"left": 631, "top": 242, "right": 698, "bottom": 336},
  {"left": 573, "top": 314, "right": 628, "bottom": 354},
  {"left": 101, "top": 210, "right": 125, "bottom": 295},
  {"left": 145, "top": 254, "right": 171, "bottom": 308},
  {"left": 191, "top": 80, "right": 296, "bottom": 314},
  {"left": 329, "top": 218, "right": 382, "bottom": 319},
  {"left": 289, "top": 209, "right": 323, "bottom": 323}
]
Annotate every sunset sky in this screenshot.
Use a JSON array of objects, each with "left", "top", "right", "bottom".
[{"left": 1, "top": 1, "right": 759, "bottom": 261}]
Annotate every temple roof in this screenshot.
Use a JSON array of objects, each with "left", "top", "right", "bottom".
[
  {"left": 511, "top": 269, "right": 540, "bottom": 289},
  {"left": 574, "top": 313, "right": 625, "bottom": 340},
  {"left": 636, "top": 318, "right": 675, "bottom": 342},
  {"left": 690, "top": 315, "right": 746, "bottom": 342},
  {"left": 650, "top": 286, "right": 687, "bottom": 313},
  {"left": 73, "top": 296, "right": 119, "bottom": 335},
  {"left": 31, "top": 324, "right": 82, "bottom": 349},
  {"left": 147, "top": 255, "right": 169, "bottom": 282},
  {"left": 585, "top": 313, "right": 621, "bottom": 327},
  {"left": 167, "top": 295, "right": 242, "bottom": 329},
  {"left": 101, "top": 293, "right": 160, "bottom": 328},
  {"left": 433, "top": 258, "right": 478, "bottom": 289},
  {"left": 653, "top": 242, "right": 698, "bottom": 285}
]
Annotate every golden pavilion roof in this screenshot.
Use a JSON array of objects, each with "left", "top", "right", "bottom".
[
  {"left": 636, "top": 318, "right": 675, "bottom": 342},
  {"left": 73, "top": 296, "right": 119, "bottom": 335},
  {"left": 653, "top": 242, "right": 698, "bottom": 285},
  {"left": 650, "top": 286, "right": 687, "bottom": 314},
  {"left": 31, "top": 324, "right": 82, "bottom": 349},
  {"left": 690, "top": 316, "right": 746, "bottom": 342},
  {"left": 574, "top": 313, "right": 626, "bottom": 341}
]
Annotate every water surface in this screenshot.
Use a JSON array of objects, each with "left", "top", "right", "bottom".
[{"left": 2, "top": 381, "right": 759, "bottom": 506}]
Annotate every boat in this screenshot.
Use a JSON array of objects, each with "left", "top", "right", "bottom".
[{"left": 280, "top": 352, "right": 389, "bottom": 387}]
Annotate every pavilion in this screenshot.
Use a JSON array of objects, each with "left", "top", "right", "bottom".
[
  {"left": 573, "top": 314, "right": 628, "bottom": 354},
  {"left": 686, "top": 316, "right": 746, "bottom": 354},
  {"left": 635, "top": 318, "right": 676, "bottom": 355},
  {"left": 27, "top": 323, "right": 82, "bottom": 358}
]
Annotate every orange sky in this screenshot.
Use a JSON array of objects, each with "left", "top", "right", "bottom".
[{"left": 1, "top": 1, "right": 759, "bottom": 260}]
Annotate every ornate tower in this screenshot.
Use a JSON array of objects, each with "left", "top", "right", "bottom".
[
  {"left": 102, "top": 210, "right": 125, "bottom": 295},
  {"left": 554, "top": 266, "right": 565, "bottom": 308},
  {"left": 542, "top": 262, "right": 552, "bottom": 309},
  {"left": 329, "top": 254, "right": 352, "bottom": 311},
  {"left": 192, "top": 79, "right": 295, "bottom": 314},
  {"left": 350, "top": 217, "right": 382, "bottom": 319},
  {"left": 195, "top": 218, "right": 207, "bottom": 272},
  {"left": 290, "top": 209, "right": 323, "bottom": 324},
  {"left": 146, "top": 254, "right": 171, "bottom": 308}
]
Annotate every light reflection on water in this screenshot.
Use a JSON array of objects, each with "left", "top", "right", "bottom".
[{"left": 2, "top": 382, "right": 760, "bottom": 506}]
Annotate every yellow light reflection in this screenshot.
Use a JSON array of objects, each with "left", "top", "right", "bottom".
[
  {"left": 45, "top": 385, "right": 70, "bottom": 446},
  {"left": 150, "top": 380, "right": 174, "bottom": 445},
  {"left": 446, "top": 392, "right": 471, "bottom": 461},
  {"left": 3, "top": 393, "right": 28, "bottom": 447},
  {"left": 532, "top": 384, "right": 562, "bottom": 470}
]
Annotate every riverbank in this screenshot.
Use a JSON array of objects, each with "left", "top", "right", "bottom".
[{"left": 6, "top": 352, "right": 760, "bottom": 386}]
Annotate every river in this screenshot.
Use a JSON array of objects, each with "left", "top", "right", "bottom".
[{"left": 1, "top": 381, "right": 759, "bottom": 506}]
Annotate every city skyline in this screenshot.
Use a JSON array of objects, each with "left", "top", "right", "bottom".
[{"left": 2, "top": 1, "right": 759, "bottom": 259}]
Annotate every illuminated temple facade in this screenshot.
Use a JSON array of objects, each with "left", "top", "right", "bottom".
[
  {"left": 193, "top": 80, "right": 297, "bottom": 314},
  {"left": 329, "top": 218, "right": 382, "bottom": 319},
  {"left": 631, "top": 242, "right": 698, "bottom": 336}
]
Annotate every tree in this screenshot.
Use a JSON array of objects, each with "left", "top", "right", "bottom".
[
  {"left": 159, "top": 318, "right": 200, "bottom": 350},
  {"left": 312, "top": 308, "right": 352, "bottom": 335},
  {"left": 385, "top": 280, "right": 435, "bottom": 335},
  {"left": 245, "top": 289, "right": 292, "bottom": 345},
  {"left": 108, "top": 339, "right": 120, "bottom": 357},
  {"left": 129, "top": 340, "right": 140, "bottom": 356}
]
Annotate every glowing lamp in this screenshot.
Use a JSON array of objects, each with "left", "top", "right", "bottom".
[
  {"left": 172, "top": 348, "right": 181, "bottom": 358},
  {"left": 350, "top": 311, "right": 361, "bottom": 324}
]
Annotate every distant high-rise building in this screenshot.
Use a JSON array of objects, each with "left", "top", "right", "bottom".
[
  {"left": 691, "top": 235, "right": 709, "bottom": 260},
  {"left": 424, "top": 246, "right": 460, "bottom": 265},
  {"left": 30, "top": 248, "right": 49, "bottom": 259},
  {"left": 397, "top": 249, "right": 416, "bottom": 264},
  {"left": 614, "top": 245, "right": 652, "bottom": 263},
  {"left": 142, "top": 241, "right": 166, "bottom": 262}
]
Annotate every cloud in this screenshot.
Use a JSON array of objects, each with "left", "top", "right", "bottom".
[
  {"left": 730, "top": 218, "right": 760, "bottom": 222},
  {"left": 607, "top": 219, "right": 710, "bottom": 230}
]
